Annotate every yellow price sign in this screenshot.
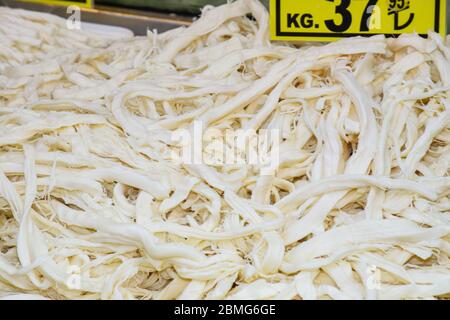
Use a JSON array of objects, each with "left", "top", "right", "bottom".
[
  {"left": 20, "top": 0, "right": 93, "bottom": 8},
  {"left": 270, "top": 0, "right": 447, "bottom": 42}
]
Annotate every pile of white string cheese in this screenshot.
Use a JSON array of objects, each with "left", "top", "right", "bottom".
[{"left": 0, "top": 0, "right": 449, "bottom": 300}]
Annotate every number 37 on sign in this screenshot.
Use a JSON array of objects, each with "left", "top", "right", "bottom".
[{"left": 270, "top": 0, "right": 447, "bottom": 42}]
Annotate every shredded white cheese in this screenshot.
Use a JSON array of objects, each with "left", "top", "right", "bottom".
[{"left": 0, "top": 0, "right": 449, "bottom": 300}]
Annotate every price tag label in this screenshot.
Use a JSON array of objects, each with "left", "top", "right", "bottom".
[
  {"left": 21, "top": 0, "right": 93, "bottom": 8},
  {"left": 270, "top": 0, "right": 447, "bottom": 42}
]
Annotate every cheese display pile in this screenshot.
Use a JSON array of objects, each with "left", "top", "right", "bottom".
[{"left": 0, "top": 0, "right": 449, "bottom": 299}]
